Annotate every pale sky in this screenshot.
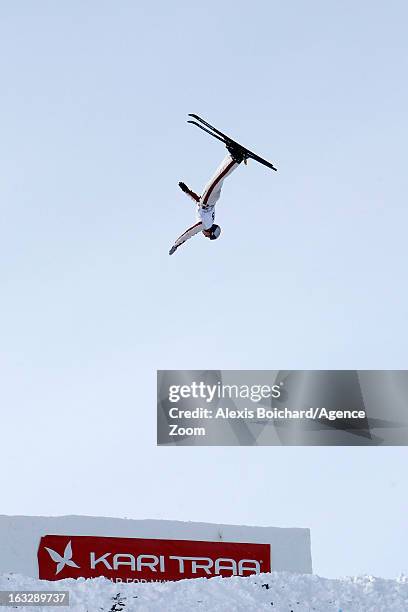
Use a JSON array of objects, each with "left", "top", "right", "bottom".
[{"left": 0, "top": 1, "right": 407, "bottom": 579}]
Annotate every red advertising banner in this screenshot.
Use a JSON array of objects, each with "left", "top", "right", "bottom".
[{"left": 38, "top": 535, "right": 271, "bottom": 582}]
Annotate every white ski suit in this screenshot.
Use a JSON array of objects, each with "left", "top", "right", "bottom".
[{"left": 169, "top": 153, "right": 241, "bottom": 255}]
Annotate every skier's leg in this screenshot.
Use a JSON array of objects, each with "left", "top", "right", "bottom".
[
  {"left": 226, "top": 143, "right": 247, "bottom": 164},
  {"left": 200, "top": 154, "right": 242, "bottom": 209}
]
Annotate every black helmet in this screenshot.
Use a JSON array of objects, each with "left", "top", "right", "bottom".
[{"left": 209, "top": 224, "right": 221, "bottom": 240}]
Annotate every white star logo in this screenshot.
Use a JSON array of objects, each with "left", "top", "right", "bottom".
[{"left": 44, "top": 541, "right": 80, "bottom": 575}]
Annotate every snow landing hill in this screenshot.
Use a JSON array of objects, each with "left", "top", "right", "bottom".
[{"left": 1, "top": 571, "right": 407, "bottom": 611}]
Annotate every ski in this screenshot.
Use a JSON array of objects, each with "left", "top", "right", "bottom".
[
  {"left": 188, "top": 114, "right": 277, "bottom": 171},
  {"left": 187, "top": 121, "right": 228, "bottom": 146}
]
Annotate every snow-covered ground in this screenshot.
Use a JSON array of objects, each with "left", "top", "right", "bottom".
[{"left": 0, "top": 572, "right": 407, "bottom": 611}]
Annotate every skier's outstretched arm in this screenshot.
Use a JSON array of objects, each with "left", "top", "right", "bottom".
[
  {"left": 169, "top": 221, "right": 204, "bottom": 255},
  {"left": 178, "top": 182, "right": 200, "bottom": 203}
]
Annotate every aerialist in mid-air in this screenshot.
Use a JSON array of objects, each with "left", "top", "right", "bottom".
[{"left": 169, "top": 114, "right": 277, "bottom": 256}]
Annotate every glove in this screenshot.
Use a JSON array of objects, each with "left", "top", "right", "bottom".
[{"left": 178, "top": 182, "right": 189, "bottom": 193}]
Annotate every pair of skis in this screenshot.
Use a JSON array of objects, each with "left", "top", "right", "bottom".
[{"left": 187, "top": 114, "right": 277, "bottom": 172}]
